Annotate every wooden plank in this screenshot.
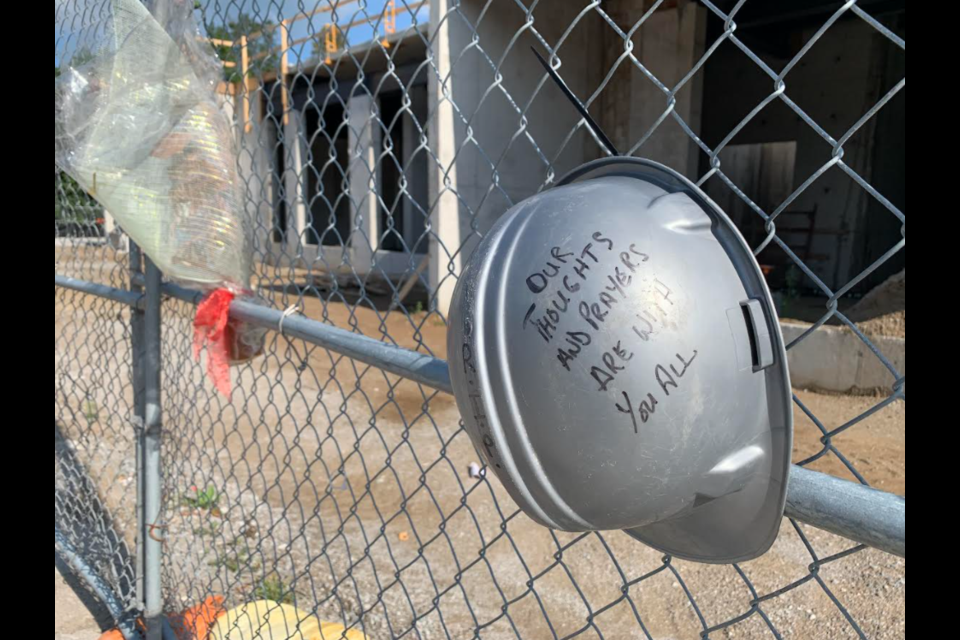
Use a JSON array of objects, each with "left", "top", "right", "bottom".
[
  {"left": 215, "top": 80, "right": 238, "bottom": 96},
  {"left": 203, "top": 0, "right": 364, "bottom": 52},
  {"left": 240, "top": 35, "right": 251, "bottom": 133},
  {"left": 211, "top": 0, "right": 427, "bottom": 91},
  {"left": 280, "top": 23, "right": 290, "bottom": 125},
  {"left": 382, "top": 0, "right": 397, "bottom": 48}
]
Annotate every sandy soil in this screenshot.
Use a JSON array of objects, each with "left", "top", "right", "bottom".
[
  {"left": 856, "top": 311, "right": 906, "bottom": 340},
  {"left": 782, "top": 310, "right": 906, "bottom": 341},
  {"left": 781, "top": 269, "right": 906, "bottom": 339},
  {"left": 847, "top": 272, "right": 905, "bottom": 327}
]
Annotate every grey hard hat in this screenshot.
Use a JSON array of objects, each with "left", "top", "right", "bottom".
[{"left": 447, "top": 157, "right": 793, "bottom": 564}]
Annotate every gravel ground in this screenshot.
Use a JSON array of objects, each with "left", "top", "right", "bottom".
[
  {"left": 56, "top": 566, "right": 104, "bottom": 640},
  {"left": 56, "top": 261, "right": 905, "bottom": 639},
  {"left": 149, "top": 297, "right": 905, "bottom": 640}
]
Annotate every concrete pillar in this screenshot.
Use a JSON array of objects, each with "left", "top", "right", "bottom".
[
  {"left": 103, "top": 211, "right": 116, "bottom": 236},
  {"left": 348, "top": 93, "right": 381, "bottom": 275},
  {"left": 255, "top": 117, "right": 280, "bottom": 256},
  {"left": 424, "top": 0, "right": 607, "bottom": 314},
  {"left": 237, "top": 90, "right": 275, "bottom": 263},
  {"left": 103, "top": 211, "right": 128, "bottom": 252},
  {"left": 283, "top": 110, "right": 309, "bottom": 255},
  {"left": 600, "top": 1, "right": 707, "bottom": 179},
  {"left": 428, "top": 0, "right": 463, "bottom": 315}
]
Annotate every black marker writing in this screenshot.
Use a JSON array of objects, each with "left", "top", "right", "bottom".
[
  {"left": 557, "top": 331, "right": 593, "bottom": 371},
  {"left": 461, "top": 330, "right": 502, "bottom": 469},
  {"left": 523, "top": 232, "right": 620, "bottom": 342},
  {"left": 616, "top": 391, "right": 659, "bottom": 435},
  {"left": 632, "top": 311, "right": 657, "bottom": 342},
  {"left": 590, "top": 341, "right": 634, "bottom": 392},
  {"left": 655, "top": 350, "right": 699, "bottom": 397},
  {"left": 617, "top": 349, "right": 698, "bottom": 434}
]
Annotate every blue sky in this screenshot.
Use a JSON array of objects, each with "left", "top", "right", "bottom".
[
  {"left": 57, "top": 0, "right": 430, "bottom": 69},
  {"left": 229, "top": 0, "right": 431, "bottom": 67}
]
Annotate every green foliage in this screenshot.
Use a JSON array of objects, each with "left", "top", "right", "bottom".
[
  {"left": 56, "top": 172, "right": 100, "bottom": 223},
  {"left": 209, "top": 545, "right": 255, "bottom": 573},
  {"left": 256, "top": 575, "right": 295, "bottom": 605},
  {"left": 205, "top": 14, "right": 278, "bottom": 83},
  {"left": 192, "top": 521, "right": 222, "bottom": 538},
  {"left": 83, "top": 399, "right": 100, "bottom": 423},
  {"left": 182, "top": 486, "right": 222, "bottom": 512},
  {"left": 57, "top": 48, "right": 95, "bottom": 78},
  {"left": 311, "top": 23, "right": 345, "bottom": 61}
]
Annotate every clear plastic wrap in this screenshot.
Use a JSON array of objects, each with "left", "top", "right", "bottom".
[
  {"left": 56, "top": 0, "right": 264, "bottom": 394},
  {"left": 55, "top": 0, "right": 250, "bottom": 290}
]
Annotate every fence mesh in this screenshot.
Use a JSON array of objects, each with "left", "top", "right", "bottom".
[
  {"left": 56, "top": 0, "right": 905, "bottom": 638},
  {"left": 55, "top": 241, "right": 139, "bottom": 622}
]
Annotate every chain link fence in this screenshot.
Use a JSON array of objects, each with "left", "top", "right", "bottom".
[
  {"left": 56, "top": 0, "right": 905, "bottom": 638},
  {"left": 55, "top": 189, "right": 140, "bottom": 634}
]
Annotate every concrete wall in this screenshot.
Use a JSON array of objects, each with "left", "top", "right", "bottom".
[
  {"left": 781, "top": 322, "right": 905, "bottom": 395},
  {"left": 236, "top": 3, "right": 712, "bottom": 312},
  {"left": 428, "top": 0, "right": 608, "bottom": 312},
  {"left": 700, "top": 17, "right": 905, "bottom": 291},
  {"left": 599, "top": 0, "right": 708, "bottom": 178},
  {"left": 238, "top": 7, "right": 903, "bottom": 313},
  {"left": 246, "top": 52, "right": 432, "bottom": 282},
  {"left": 428, "top": 1, "right": 706, "bottom": 313},
  {"left": 224, "top": 90, "right": 279, "bottom": 276}
]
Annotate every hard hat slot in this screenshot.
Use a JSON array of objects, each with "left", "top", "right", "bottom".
[{"left": 741, "top": 299, "right": 775, "bottom": 372}]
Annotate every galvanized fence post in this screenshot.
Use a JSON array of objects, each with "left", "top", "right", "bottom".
[
  {"left": 142, "top": 258, "right": 164, "bottom": 640},
  {"left": 129, "top": 241, "right": 146, "bottom": 616}
]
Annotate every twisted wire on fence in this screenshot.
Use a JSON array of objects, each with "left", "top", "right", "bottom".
[{"left": 56, "top": 1, "right": 904, "bottom": 638}]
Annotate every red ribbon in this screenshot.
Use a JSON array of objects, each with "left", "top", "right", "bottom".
[{"left": 193, "top": 288, "right": 235, "bottom": 397}]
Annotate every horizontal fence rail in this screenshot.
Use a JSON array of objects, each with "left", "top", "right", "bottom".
[{"left": 59, "top": 274, "right": 905, "bottom": 558}]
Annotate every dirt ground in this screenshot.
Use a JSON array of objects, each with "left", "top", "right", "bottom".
[
  {"left": 782, "top": 309, "right": 906, "bottom": 341},
  {"left": 56, "top": 566, "right": 104, "bottom": 640},
  {"left": 856, "top": 311, "right": 906, "bottom": 340},
  {"left": 56, "top": 261, "right": 905, "bottom": 640},
  {"left": 847, "top": 272, "right": 905, "bottom": 326},
  {"left": 780, "top": 270, "right": 906, "bottom": 340},
  {"left": 153, "top": 294, "right": 903, "bottom": 640}
]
